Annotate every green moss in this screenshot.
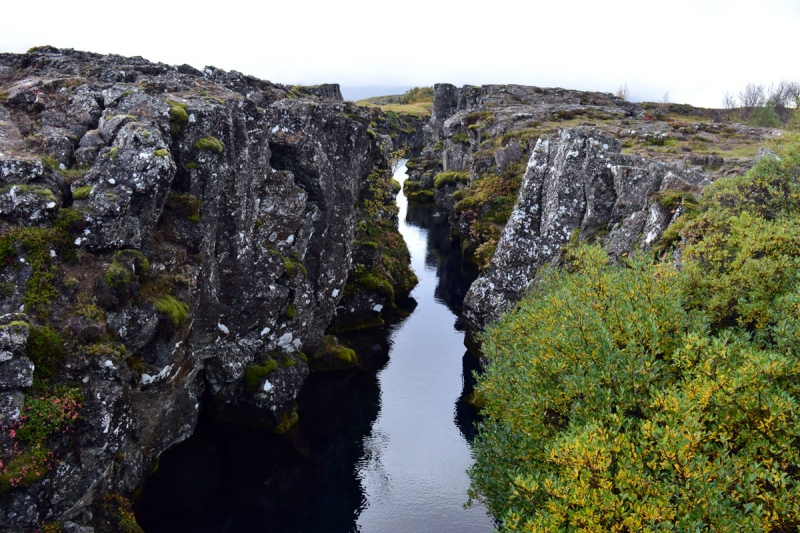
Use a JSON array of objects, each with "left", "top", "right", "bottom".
[
  {"left": 403, "top": 179, "right": 422, "bottom": 192},
  {"left": 283, "top": 256, "right": 307, "bottom": 277},
  {"left": 192, "top": 136, "right": 225, "bottom": 154},
  {"left": 154, "top": 149, "right": 170, "bottom": 158},
  {"left": 284, "top": 302, "right": 296, "bottom": 319},
  {"left": 274, "top": 409, "right": 299, "bottom": 434},
  {"left": 184, "top": 160, "right": 199, "bottom": 170},
  {"left": 164, "top": 191, "right": 201, "bottom": 222},
  {"left": 40, "top": 155, "right": 59, "bottom": 170},
  {"left": 25, "top": 325, "right": 65, "bottom": 383},
  {"left": 106, "top": 146, "right": 119, "bottom": 160},
  {"left": 154, "top": 295, "right": 189, "bottom": 327},
  {"left": 355, "top": 240, "right": 378, "bottom": 250},
  {"left": 0, "top": 449, "right": 50, "bottom": 493},
  {"left": 243, "top": 358, "right": 278, "bottom": 392},
  {"left": 0, "top": 221, "right": 77, "bottom": 317},
  {"left": 310, "top": 335, "right": 358, "bottom": 370},
  {"left": 116, "top": 249, "right": 150, "bottom": 274},
  {"left": 167, "top": 100, "right": 189, "bottom": 135},
  {"left": 652, "top": 189, "right": 699, "bottom": 209},
  {"left": 434, "top": 171, "right": 469, "bottom": 189},
  {"left": 367, "top": 129, "right": 377, "bottom": 140},
  {"left": 407, "top": 189, "right": 435, "bottom": 203},
  {"left": 254, "top": 218, "right": 263, "bottom": 229},
  {"left": 0, "top": 184, "right": 56, "bottom": 202},
  {"left": 105, "top": 250, "right": 149, "bottom": 290},
  {"left": 433, "top": 140, "right": 445, "bottom": 151},
  {"left": 354, "top": 270, "right": 393, "bottom": 297},
  {"left": 451, "top": 133, "right": 470, "bottom": 144},
  {"left": 104, "top": 262, "right": 131, "bottom": 288}
]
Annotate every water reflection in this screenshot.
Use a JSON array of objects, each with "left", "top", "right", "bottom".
[
  {"left": 353, "top": 164, "right": 492, "bottom": 532},
  {"left": 135, "top": 163, "right": 491, "bottom": 532}
]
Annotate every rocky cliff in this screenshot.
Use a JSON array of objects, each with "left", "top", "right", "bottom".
[
  {"left": 0, "top": 47, "right": 413, "bottom": 530},
  {"left": 462, "top": 127, "right": 710, "bottom": 329},
  {"left": 408, "top": 83, "right": 780, "bottom": 331}
]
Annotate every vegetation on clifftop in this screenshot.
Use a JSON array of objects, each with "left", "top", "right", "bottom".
[{"left": 469, "top": 134, "right": 800, "bottom": 531}]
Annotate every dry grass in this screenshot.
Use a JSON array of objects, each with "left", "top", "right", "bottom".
[{"left": 356, "top": 101, "right": 433, "bottom": 117}]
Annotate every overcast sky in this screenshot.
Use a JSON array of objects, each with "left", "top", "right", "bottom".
[{"left": 2, "top": 0, "right": 799, "bottom": 107}]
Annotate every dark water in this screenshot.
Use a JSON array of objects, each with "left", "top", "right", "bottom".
[{"left": 135, "top": 163, "right": 493, "bottom": 532}]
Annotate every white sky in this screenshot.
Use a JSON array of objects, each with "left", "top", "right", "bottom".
[{"left": 2, "top": 0, "right": 798, "bottom": 107}]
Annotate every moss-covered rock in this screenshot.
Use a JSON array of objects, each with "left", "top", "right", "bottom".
[{"left": 309, "top": 334, "right": 358, "bottom": 371}]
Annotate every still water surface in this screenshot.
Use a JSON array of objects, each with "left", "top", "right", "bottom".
[{"left": 136, "top": 162, "right": 493, "bottom": 532}]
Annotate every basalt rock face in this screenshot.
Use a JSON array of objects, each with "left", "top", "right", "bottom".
[
  {"left": 463, "top": 127, "right": 710, "bottom": 330},
  {"left": 0, "top": 47, "right": 403, "bottom": 530}
]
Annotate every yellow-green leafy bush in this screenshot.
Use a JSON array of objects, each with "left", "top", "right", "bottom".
[{"left": 469, "top": 138, "right": 800, "bottom": 531}]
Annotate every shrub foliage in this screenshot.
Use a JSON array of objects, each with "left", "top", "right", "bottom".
[{"left": 469, "top": 137, "right": 800, "bottom": 531}]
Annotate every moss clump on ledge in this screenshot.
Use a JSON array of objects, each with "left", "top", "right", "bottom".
[
  {"left": 166, "top": 100, "right": 189, "bottom": 135},
  {"left": 406, "top": 189, "right": 434, "bottom": 203},
  {"left": 243, "top": 358, "right": 279, "bottom": 392},
  {"left": 450, "top": 133, "right": 470, "bottom": 144},
  {"left": 154, "top": 295, "right": 189, "bottom": 327},
  {"left": 0, "top": 184, "right": 56, "bottom": 201},
  {"left": 192, "top": 136, "right": 225, "bottom": 154},
  {"left": 283, "top": 302, "right": 296, "bottom": 319},
  {"left": 353, "top": 269, "right": 393, "bottom": 297},
  {"left": 433, "top": 171, "right": 469, "bottom": 189},
  {"left": 310, "top": 335, "right": 358, "bottom": 370}
]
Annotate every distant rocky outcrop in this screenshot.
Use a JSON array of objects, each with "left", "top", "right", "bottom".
[
  {"left": 407, "top": 83, "right": 779, "bottom": 331},
  {"left": 462, "top": 127, "right": 710, "bottom": 329},
  {"left": 0, "top": 47, "right": 413, "bottom": 530}
]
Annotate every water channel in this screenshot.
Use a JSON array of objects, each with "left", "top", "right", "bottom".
[{"left": 135, "top": 162, "right": 494, "bottom": 532}]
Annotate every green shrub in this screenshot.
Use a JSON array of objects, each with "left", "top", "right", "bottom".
[
  {"left": 192, "top": 136, "right": 225, "bottom": 154},
  {"left": 154, "top": 295, "right": 189, "bottom": 327},
  {"left": 470, "top": 137, "right": 800, "bottom": 531}
]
